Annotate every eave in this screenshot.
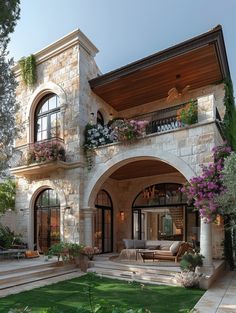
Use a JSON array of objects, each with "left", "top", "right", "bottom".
[{"left": 89, "top": 25, "right": 230, "bottom": 111}]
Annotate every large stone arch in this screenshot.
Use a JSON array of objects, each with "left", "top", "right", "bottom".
[
  {"left": 28, "top": 181, "right": 67, "bottom": 249},
  {"left": 26, "top": 82, "right": 67, "bottom": 143},
  {"left": 84, "top": 148, "right": 196, "bottom": 208}
]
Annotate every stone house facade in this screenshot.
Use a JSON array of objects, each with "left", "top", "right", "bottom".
[{"left": 1, "top": 25, "right": 231, "bottom": 274}]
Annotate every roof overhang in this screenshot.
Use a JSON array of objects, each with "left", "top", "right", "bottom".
[{"left": 89, "top": 25, "right": 230, "bottom": 111}]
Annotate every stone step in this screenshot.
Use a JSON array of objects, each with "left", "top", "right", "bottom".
[
  {"left": 0, "top": 265, "right": 79, "bottom": 290},
  {"left": 0, "top": 260, "right": 59, "bottom": 276},
  {"left": 87, "top": 267, "right": 180, "bottom": 286},
  {"left": 90, "top": 260, "right": 180, "bottom": 277}
]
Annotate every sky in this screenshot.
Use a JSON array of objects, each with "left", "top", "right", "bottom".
[{"left": 8, "top": 0, "right": 236, "bottom": 91}]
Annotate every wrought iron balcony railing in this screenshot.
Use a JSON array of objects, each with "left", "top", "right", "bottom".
[
  {"left": 130, "top": 102, "right": 193, "bottom": 135},
  {"left": 11, "top": 137, "right": 65, "bottom": 168}
]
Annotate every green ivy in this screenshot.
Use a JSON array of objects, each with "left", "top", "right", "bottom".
[
  {"left": 223, "top": 79, "right": 236, "bottom": 150},
  {"left": 18, "top": 54, "right": 37, "bottom": 87}
]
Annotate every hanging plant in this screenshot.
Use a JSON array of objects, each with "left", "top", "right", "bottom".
[{"left": 19, "top": 54, "right": 37, "bottom": 87}]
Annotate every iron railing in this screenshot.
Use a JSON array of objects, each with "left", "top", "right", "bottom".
[
  {"left": 11, "top": 137, "right": 65, "bottom": 167},
  {"left": 128, "top": 101, "right": 194, "bottom": 135}
]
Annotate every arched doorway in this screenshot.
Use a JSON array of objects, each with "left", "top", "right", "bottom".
[
  {"left": 94, "top": 190, "right": 113, "bottom": 253},
  {"left": 34, "top": 188, "right": 60, "bottom": 252},
  {"left": 132, "top": 183, "right": 199, "bottom": 242}
]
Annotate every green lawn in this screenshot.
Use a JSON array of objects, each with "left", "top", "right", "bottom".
[{"left": 0, "top": 274, "right": 204, "bottom": 313}]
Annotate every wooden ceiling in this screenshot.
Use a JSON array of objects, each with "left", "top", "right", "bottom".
[
  {"left": 110, "top": 160, "right": 179, "bottom": 180},
  {"left": 90, "top": 26, "right": 230, "bottom": 111}
]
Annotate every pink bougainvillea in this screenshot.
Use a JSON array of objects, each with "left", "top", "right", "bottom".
[
  {"left": 27, "top": 140, "right": 66, "bottom": 164},
  {"left": 181, "top": 143, "right": 231, "bottom": 223}
]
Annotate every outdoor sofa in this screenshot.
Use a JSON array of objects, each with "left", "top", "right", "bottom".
[{"left": 119, "top": 239, "right": 192, "bottom": 263}]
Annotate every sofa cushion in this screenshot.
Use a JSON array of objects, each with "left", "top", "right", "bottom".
[
  {"left": 123, "top": 239, "right": 134, "bottom": 249},
  {"left": 155, "top": 250, "right": 173, "bottom": 256},
  {"left": 134, "top": 239, "right": 146, "bottom": 249},
  {"left": 148, "top": 245, "right": 161, "bottom": 250},
  {"left": 170, "top": 241, "right": 182, "bottom": 255},
  {"left": 145, "top": 240, "right": 162, "bottom": 249}
]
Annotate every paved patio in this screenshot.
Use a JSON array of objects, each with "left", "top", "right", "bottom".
[
  {"left": 1, "top": 257, "right": 236, "bottom": 313},
  {"left": 194, "top": 271, "right": 236, "bottom": 313}
]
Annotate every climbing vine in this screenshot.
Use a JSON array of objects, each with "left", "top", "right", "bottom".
[
  {"left": 18, "top": 54, "right": 37, "bottom": 87},
  {"left": 223, "top": 79, "right": 236, "bottom": 150}
]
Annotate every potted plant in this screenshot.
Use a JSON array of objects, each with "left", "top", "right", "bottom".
[
  {"left": 177, "top": 100, "right": 198, "bottom": 125},
  {"left": 67, "top": 242, "right": 84, "bottom": 265},
  {"left": 48, "top": 242, "right": 69, "bottom": 263},
  {"left": 80, "top": 246, "right": 99, "bottom": 261},
  {"left": 175, "top": 251, "right": 204, "bottom": 288}
]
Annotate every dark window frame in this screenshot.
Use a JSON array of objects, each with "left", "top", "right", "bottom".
[
  {"left": 34, "top": 94, "right": 60, "bottom": 142},
  {"left": 95, "top": 189, "right": 113, "bottom": 253}
]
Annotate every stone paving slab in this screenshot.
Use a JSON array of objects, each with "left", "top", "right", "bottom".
[{"left": 194, "top": 271, "right": 236, "bottom": 313}]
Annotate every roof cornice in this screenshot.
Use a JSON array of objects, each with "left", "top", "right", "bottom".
[{"left": 14, "top": 28, "right": 99, "bottom": 75}]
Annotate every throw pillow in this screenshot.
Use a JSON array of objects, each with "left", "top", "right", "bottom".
[
  {"left": 123, "top": 239, "right": 134, "bottom": 249},
  {"left": 170, "top": 241, "right": 181, "bottom": 255}
]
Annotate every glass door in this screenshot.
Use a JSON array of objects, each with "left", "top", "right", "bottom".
[
  {"left": 35, "top": 189, "right": 60, "bottom": 252},
  {"left": 94, "top": 190, "right": 113, "bottom": 253}
]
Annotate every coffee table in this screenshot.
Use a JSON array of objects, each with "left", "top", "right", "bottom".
[{"left": 136, "top": 250, "right": 156, "bottom": 262}]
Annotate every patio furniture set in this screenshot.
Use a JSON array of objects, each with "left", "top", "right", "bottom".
[
  {"left": 0, "top": 245, "right": 40, "bottom": 260},
  {"left": 119, "top": 239, "right": 193, "bottom": 263}
]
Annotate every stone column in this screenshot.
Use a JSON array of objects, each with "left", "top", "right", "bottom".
[
  {"left": 83, "top": 208, "right": 95, "bottom": 246},
  {"left": 200, "top": 219, "right": 215, "bottom": 274},
  {"left": 197, "top": 94, "right": 215, "bottom": 123}
]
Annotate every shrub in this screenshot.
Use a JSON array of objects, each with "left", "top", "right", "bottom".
[
  {"left": 180, "top": 252, "right": 204, "bottom": 272},
  {"left": 0, "top": 224, "right": 23, "bottom": 249},
  {"left": 175, "top": 271, "right": 202, "bottom": 288}
]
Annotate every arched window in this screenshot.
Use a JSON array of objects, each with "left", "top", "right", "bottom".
[
  {"left": 35, "top": 94, "right": 60, "bottom": 142},
  {"left": 97, "top": 110, "right": 104, "bottom": 126},
  {"left": 34, "top": 188, "right": 60, "bottom": 252}
]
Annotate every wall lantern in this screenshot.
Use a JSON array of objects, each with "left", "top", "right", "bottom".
[
  {"left": 120, "top": 210, "right": 125, "bottom": 221},
  {"left": 90, "top": 112, "right": 95, "bottom": 124},
  {"left": 216, "top": 214, "right": 223, "bottom": 226},
  {"left": 65, "top": 206, "right": 73, "bottom": 215}
]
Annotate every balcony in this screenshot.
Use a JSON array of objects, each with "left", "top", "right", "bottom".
[
  {"left": 84, "top": 95, "right": 223, "bottom": 151},
  {"left": 10, "top": 138, "right": 80, "bottom": 179}
]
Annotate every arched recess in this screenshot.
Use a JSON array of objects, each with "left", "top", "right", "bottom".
[
  {"left": 28, "top": 182, "right": 67, "bottom": 250},
  {"left": 26, "top": 82, "right": 67, "bottom": 143},
  {"left": 84, "top": 148, "right": 196, "bottom": 209}
]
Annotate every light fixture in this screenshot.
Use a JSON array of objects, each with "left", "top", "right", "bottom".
[
  {"left": 120, "top": 210, "right": 125, "bottom": 221},
  {"left": 216, "top": 214, "right": 223, "bottom": 226},
  {"left": 65, "top": 206, "right": 73, "bottom": 214},
  {"left": 90, "top": 112, "right": 95, "bottom": 124}
]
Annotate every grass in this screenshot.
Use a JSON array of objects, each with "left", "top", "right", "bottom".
[{"left": 0, "top": 274, "right": 204, "bottom": 313}]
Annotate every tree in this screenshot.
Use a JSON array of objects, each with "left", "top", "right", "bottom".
[
  {"left": 0, "top": 0, "right": 20, "bottom": 175},
  {"left": 223, "top": 79, "right": 236, "bottom": 151},
  {"left": 0, "top": 179, "right": 16, "bottom": 213},
  {"left": 216, "top": 152, "right": 236, "bottom": 270}
]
